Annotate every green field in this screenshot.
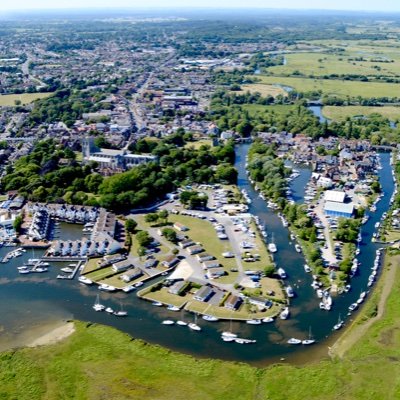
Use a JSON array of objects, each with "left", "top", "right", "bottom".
[
  {"left": 0, "top": 92, "right": 53, "bottom": 106},
  {"left": 249, "top": 75, "right": 400, "bottom": 98},
  {"left": 2, "top": 251, "right": 400, "bottom": 399},
  {"left": 243, "top": 104, "right": 296, "bottom": 117},
  {"left": 239, "top": 83, "right": 287, "bottom": 97},
  {"left": 268, "top": 51, "right": 400, "bottom": 78},
  {"left": 323, "top": 105, "right": 400, "bottom": 121}
]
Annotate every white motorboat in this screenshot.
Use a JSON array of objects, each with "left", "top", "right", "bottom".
[
  {"left": 105, "top": 307, "right": 114, "bottom": 314},
  {"left": 286, "top": 286, "right": 295, "bottom": 298},
  {"left": 295, "top": 244, "right": 302, "bottom": 253},
  {"left": 222, "top": 331, "right": 237, "bottom": 338},
  {"left": 268, "top": 243, "right": 277, "bottom": 253},
  {"left": 161, "top": 320, "right": 175, "bottom": 325},
  {"left": 78, "top": 276, "right": 93, "bottom": 285},
  {"left": 235, "top": 338, "right": 256, "bottom": 344},
  {"left": 61, "top": 267, "right": 73, "bottom": 273},
  {"left": 188, "top": 323, "right": 201, "bottom": 331},
  {"left": 167, "top": 305, "right": 180, "bottom": 311},
  {"left": 19, "top": 269, "right": 31, "bottom": 274},
  {"left": 262, "top": 317, "right": 274, "bottom": 323},
  {"left": 33, "top": 267, "right": 48, "bottom": 273},
  {"left": 277, "top": 268, "right": 287, "bottom": 279},
  {"left": 280, "top": 307, "right": 290, "bottom": 320},
  {"left": 176, "top": 320, "right": 187, "bottom": 326},
  {"left": 152, "top": 301, "right": 163, "bottom": 307},
  {"left": 202, "top": 315, "right": 219, "bottom": 322},
  {"left": 122, "top": 285, "right": 136, "bottom": 293},
  {"left": 98, "top": 284, "right": 116, "bottom": 292},
  {"left": 287, "top": 338, "right": 302, "bottom": 345},
  {"left": 246, "top": 319, "right": 262, "bottom": 325},
  {"left": 222, "top": 336, "right": 235, "bottom": 342},
  {"left": 304, "top": 264, "right": 311, "bottom": 273}
]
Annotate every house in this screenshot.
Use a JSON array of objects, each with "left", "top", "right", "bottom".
[
  {"left": 202, "top": 260, "right": 220, "bottom": 270},
  {"left": 173, "top": 222, "right": 189, "bottom": 232},
  {"left": 178, "top": 238, "right": 195, "bottom": 249},
  {"left": 168, "top": 281, "right": 188, "bottom": 295},
  {"left": 196, "top": 253, "right": 214, "bottom": 262},
  {"left": 186, "top": 245, "right": 203, "bottom": 255},
  {"left": 224, "top": 294, "right": 242, "bottom": 310},
  {"left": 162, "top": 255, "right": 180, "bottom": 268},
  {"left": 112, "top": 260, "right": 132, "bottom": 273},
  {"left": 193, "top": 286, "right": 214, "bottom": 302},
  {"left": 206, "top": 268, "right": 225, "bottom": 279},
  {"left": 248, "top": 297, "right": 272, "bottom": 309},
  {"left": 120, "top": 267, "right": 143, "bottom": 283}
]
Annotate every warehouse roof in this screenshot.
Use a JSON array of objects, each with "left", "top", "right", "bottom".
[
  {"left": 324, "top": 201, "right": 354, "bottom": 214},
  {"left": 324, "top": 190, "right": 346, "bottom": 203}
]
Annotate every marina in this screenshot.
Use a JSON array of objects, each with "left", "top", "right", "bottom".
[{"left": 0, "top": 144, "right": 395, "bottom": 365}]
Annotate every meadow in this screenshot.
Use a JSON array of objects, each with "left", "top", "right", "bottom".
[
  {"left": 0, "top": 92, "right": 53, "bottom": 106},
  {"left": 323, "top": 105, "right": 400, "bottom": 122},
  {"left": 249, "top": 75, "right": 400, "bottom": 98}
]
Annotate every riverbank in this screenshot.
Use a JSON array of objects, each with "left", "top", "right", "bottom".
[
  {"left": 329, "top": 250, "right": 399, "bottom": 359},
  {"left": 27, "top": 321, "right": 75, "bottom": 348}
]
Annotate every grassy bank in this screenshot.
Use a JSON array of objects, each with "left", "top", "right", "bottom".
[{"left": 2, "top": 251, "right": 400, "bottom": 399}]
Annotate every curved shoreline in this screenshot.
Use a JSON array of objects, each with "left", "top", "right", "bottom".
[
  {"left": 329, "top": 252, "right": 399, "bottom": 359},
  {"left": 27, "top": 321, "right": 75, "bottom": 348}
]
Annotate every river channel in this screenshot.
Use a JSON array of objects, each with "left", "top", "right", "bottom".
[{"left": 0, "top": 145, "right": 394, "bottom": 365}]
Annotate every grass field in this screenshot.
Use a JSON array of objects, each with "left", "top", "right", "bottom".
[
  {"left": 239, "top": 83, "right": 287, "bottom": 97},
  {"left": 251, "top": 75, "right": 400, "bottom": 98},
  {"left": 0, "top": 92, "right": 53, "bottom": 106},
  {"left": 184, "top": 139, "right": 213, "bottom": 149},
  {"left": 2, "top": 250, "right": 400, "bottom": 399},
  {"left": 323, "top": 105, "right": 400, "bottom": 121},
  {"left": 268, "top": 51, "right": 400, "bottom": 78},
  {"left": 242, "top": 104, "right": 296, "bottom": 117}
]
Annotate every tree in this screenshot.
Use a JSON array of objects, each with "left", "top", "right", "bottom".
[
  {"left": 125, "top": 218, "right": 137, "bottom": 233},
  {"left": 145, "top": 213, "right": 159, "bottom": 225},
  {"left": 161, "top": 227, "right": 178, "bottom": 243},
  {"left": 13, "top": 215, "right": 23, "bottom": 234},
  {"left": 158, "top": 210, "right": 169, "bottom": 225},
  {"left": 136, "top": 231, "right": 153, "bottom": 248},
  {"left": 263, "top": 265, "right": 275, "bottom": 277}
]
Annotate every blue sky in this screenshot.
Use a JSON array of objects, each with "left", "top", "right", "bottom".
[{"left": 0, "top": 0, "right": 399, "bottom": 11}]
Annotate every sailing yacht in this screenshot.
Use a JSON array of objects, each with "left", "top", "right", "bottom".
[
  {"left": 302, "top": 327, "right": 316, "bottom": 345},
  {"left": 333, "top": 314, "right": 344, "bottom": 330},
  {"left": 188, "top": 314, "right": 201, "bottom": 331},
  {"left": 93, "top": 294, "right": 105, "bottom": 312},
  {"left": 114, "top": 303, "right": 128, "bottom": 317}
]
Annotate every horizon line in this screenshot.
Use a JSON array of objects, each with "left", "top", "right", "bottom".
[{"left": 0, "top": 7, "right": 399, "bottom": 14}]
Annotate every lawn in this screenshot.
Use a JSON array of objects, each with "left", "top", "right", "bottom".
[
  {"left": 323, "top": 105, "right": 400, "bottom": 122},
  {"left": 251, "top": 75, "right": 400, "bottom": 98},
  {"left": 242, "top": 104, "right": 296, "bottom": 117},
  {"left": 2, "top": 251, "right": 400, "bottom": 398},
  {"left": 239, "top": 83, "right": 287, "bottom": 97},
  {"left": 184, "top": 139, "right": 213, "bottom": 149},
  {"left": 0, "top": 92, "right": 54, "bottom": 106}
]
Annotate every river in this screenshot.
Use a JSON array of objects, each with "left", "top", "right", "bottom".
[{"left": 0, "top": 147, "right": 394, "bottom": 365}]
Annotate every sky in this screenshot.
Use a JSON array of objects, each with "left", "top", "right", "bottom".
[{"left": 0, "top": 0, "right": 399, "bottom": 12}]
